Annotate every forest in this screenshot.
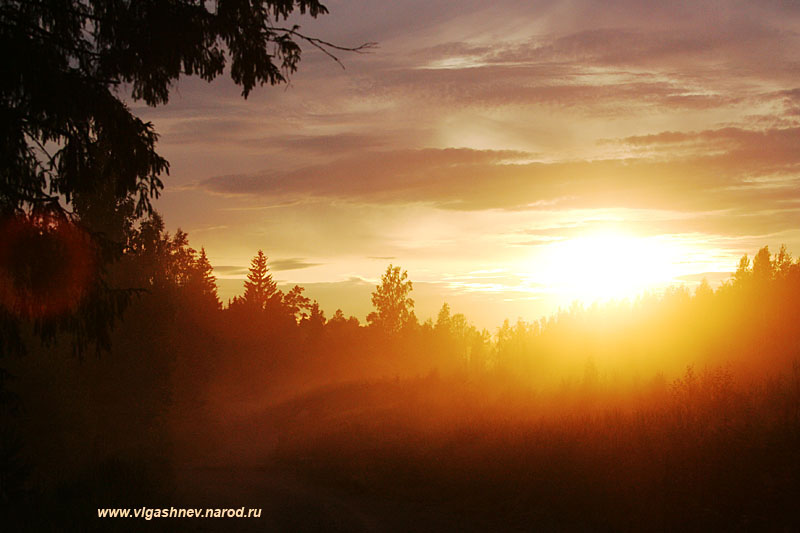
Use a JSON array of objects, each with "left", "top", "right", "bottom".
[
  {"left": 2, "top": 209, "right": 800, "bottom": 530},
  {"left": 3, "top": 0, "right": 800, "bottom": 530}
]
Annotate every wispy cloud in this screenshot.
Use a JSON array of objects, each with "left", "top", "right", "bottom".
[
  {"left": 269, "top": 258, "right": 323, "bottom": 271},
  {"left": 146, "top": 0, "right": 800, "bottom": 323},
  {"left": 195, "top": 125, "right": 800, "bottom": 238}
]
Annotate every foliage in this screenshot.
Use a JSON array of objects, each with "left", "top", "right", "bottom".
[
  {"left": 4, "top": 231, "right": 800, "bottom": 529},
  {"left": 270, "top": 365, "right": 800, "bottom": 531},
  {"left": 0, "top": 212, "right": 133, "bottom": 356},
  {"left": 284, "top": 285, "right": 312, "bottom": 321},
  {"left": 0, "top": 0, "right": 372, "bottom": 355},
  {"left": 367, "top": 264, "right": 415, "bottom": 334},
  {"left": 230, "top": 251, "right": 319, "bottom": 324},
  {"left": 240, "top": 250, "right": 278, "bottom": 310},
  {"left": 189, "top": 248, "right": 220, "bottom": 309},
  {"left": 0, "top": 0, "right": 356, "bottom": 216}
]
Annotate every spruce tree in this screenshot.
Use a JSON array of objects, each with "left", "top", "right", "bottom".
[
  {"left": 189, "top": 248, "right": 220, "bottom": 308},
  {"left": 242, "top": 250, "right": 277, "bottom": 310}
]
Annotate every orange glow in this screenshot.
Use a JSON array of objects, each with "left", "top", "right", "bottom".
[{"left": 0, "top": 215, "right": 96, "bottom": 319}]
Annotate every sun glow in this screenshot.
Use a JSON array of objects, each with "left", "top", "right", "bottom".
[{"left": 538, "top": 231, "right": 690, "bottom": 304}]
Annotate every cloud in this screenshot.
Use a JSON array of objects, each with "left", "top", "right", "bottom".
[
  {"left": 525, "top": 23, "right": 789, "bottom": 71},
  {"left": 610, "top": 127, "right": 800, "bottom": 175},
  {"left": 147, "top": 0, "right": 800, "bottom": 325},
  {"left": 213, "top": 265, "right": 248, "bottom": 276},
  {"left": 213, "top": 259, "right": 322, "bottom": 275},
  {"left": 196, "top": 125, "right": 800, "bottom": 225},
  {"left": 198, "top": 148, "right": 532, "bottom": 205},
  {"left": 347, "top": 15, "right": 799, "bottom": 116},
  {"left": 509, "top": 206, "right": 800, "bottom": 243},
  {"left": 143, "top": 1, "right": 800, "bottom": 187},
  {"left": 269, "top": 258, "right": 322, "bottom": 271},
  {"left": 361, "top": 62, "right": 742, "bottom": 116},
  {"left": 268, "top": 133, "right": 389, "bottom": 154}
]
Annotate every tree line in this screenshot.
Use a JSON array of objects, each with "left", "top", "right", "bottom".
[{"left": 3, "top": 208, "right": 800, "bottom": 528}]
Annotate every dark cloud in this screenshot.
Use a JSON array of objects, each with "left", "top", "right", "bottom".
[
  {"left": 611, "top": 127, "right": 800, "bottom": 172},
  {"left": 197, "top": 126, "right": 800, "bottom": 225},
  {"left": 198, "top": 148, "right": 531, "bottom": 204}
]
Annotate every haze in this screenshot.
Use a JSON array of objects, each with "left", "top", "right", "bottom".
[{"left": 135, "top": 0, "right": 800, "bottom": 327}]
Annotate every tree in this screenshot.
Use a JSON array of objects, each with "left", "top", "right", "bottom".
[
  {"left": 695, "top": 278, "right": 713, "bottom": 299},
  {"left": 752, "top": 246, "right": 773, "bottom": 282},
  {"left": 301, "top": 300, "right": 325, "bottom": 331},
  {"left": 329, "top": 308, "right": 359, "bottom": 328},
  {"left": 435, "top": 302, "right": 452, "bottom": 332},
  {"left": 0, "top": 210, "right": 136, "bottom": 356},
  {"left": 0, "top": 0, "right": 371, "bottom": 353},
  {"left": 1, "top": 0, "right": 371, "bottom": 217},
  {"left": 242, "top": 250, "right": 277, "bottom": 310},
  {"left": 186, "top": 247, "right": 220, "bottom": 309},
  {"left": 283, "top": 284, "right": 313, "bottom": 322},
  {"left": 774, "top": 244, "right": 794, "bottom": 279},
  {"left": 733, "top": 254, "right": 751, "bottom": 285},
  {"left": 367, "top": 264, "right": 414, "bottom": 334}
]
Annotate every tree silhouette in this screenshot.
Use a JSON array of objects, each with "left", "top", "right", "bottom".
[
  {"left": 774, "top": 245, "right": 793, "bottom": 278},
  {"left": 0, "top": 0, "right": 372, "bottom": 353},
  {"left": 734, "top": 254, "right": 751, "bottom": 284},
  {"left": 367, "top": 265, "right": 414, "bottom": 334},
  {"left": 0, "top": 212, "right": 133, "bottom": 356},
  {"left": 753, "top": 246, "right": 773, "bottom": 282},
  {"left": 242, "top": 250, "right": 278, "bottom": 310},
  {"left": 187, "top": 247, "right": 220, "bottom": 309},
  {"left": 435, "top": 303, "right": 452, "bottom": 332},
  {"left": 1, "top": 0, "right": 372, "bottom": 216},
  {"left": 283, "top": 284, "right": 312, "bottom": 322}
]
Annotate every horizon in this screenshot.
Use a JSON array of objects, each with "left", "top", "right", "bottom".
[
  {"left": 213, "top": 252, "right": 741, "bottom": 330},
  {"left": 5, "top": 2, "right": 800, "bottom": 529},
  {"left": 135, "top": 0, "right": 800, "bottom": 326}
]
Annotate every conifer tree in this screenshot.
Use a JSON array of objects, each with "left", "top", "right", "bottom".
[
  {"left": 189, "top": 248, "right": 220, "bottom": 308},
  {"left": 242, "top": 250, "right": 277, "bottom": 310}
]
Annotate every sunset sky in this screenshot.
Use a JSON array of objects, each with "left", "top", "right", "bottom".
[{"left": 133, "top": 0, "right": 800, "bottom": 328}]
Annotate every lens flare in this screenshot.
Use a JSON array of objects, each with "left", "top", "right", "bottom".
[{"left": 0, "top": 214, "right": 96, "bottom": 319}]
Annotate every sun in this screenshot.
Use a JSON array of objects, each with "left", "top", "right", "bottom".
[{"left": 538, "top": 231, "right": 686, "bottom": 304}]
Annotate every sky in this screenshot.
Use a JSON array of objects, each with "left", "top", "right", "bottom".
[{"left": 133, "top": 0, "right": 800, "bottom": 329}]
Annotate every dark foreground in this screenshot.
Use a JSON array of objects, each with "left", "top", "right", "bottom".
[{"left": 4, "top": 370, "right": 800, "bottom": 532}]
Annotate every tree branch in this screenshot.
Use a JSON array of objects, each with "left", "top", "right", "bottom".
[{"left": 266, "top": 25, "right": 377, "bottom": 68}]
